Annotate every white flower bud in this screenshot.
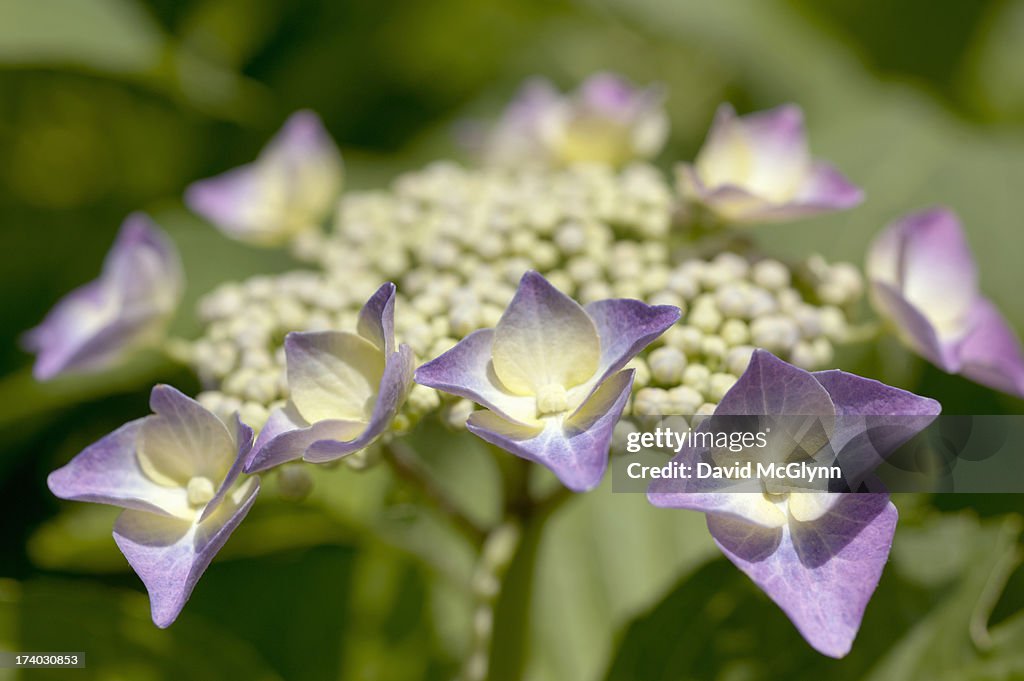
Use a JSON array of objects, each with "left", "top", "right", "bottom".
[
  {"left": 689, "top": 304, "right": 722, "bottom": 334},
  {"left": 789, "top": 341, "right": 819, "bottom": 369},
  {"left": 579, "top": 281, "right": 613, "bottom": 304},
  {"left": 691, "top": 402, "right": 718, "bottom": 427},
  {"left": 751, "top": 315, "right": 800, "bottom": 353},
  {"left": 443, "top": 399, "right": 475, "bottom": 429},
  {"left": 665, "top": 386, "right": 703, "bottom": 415},
  {"left": 818, "top": 305, "right": 847, "bottom": 339},
  {"left": 725, "top": 345, "right": 755, "bottom": 376},
  {"left": 713, "top": 252, "right": 749, "bottom": 280},
  {"left": 792, "top": 304, "right": 823, "bottom": 338},
  {"left": 667, "top": 268, "right": 700, "bottom": 300},
  {"left": 648, "top": 346, "right": 687, "bottom": 385},
  {"left": 707, "top": 373, "right": 737, "bottom": 402},
  {"left": 714, "top": 284, "right": 749, "bottom": 319},
  {"left": 751, "top": 259, "right": 791, "bottom": 290},
  {"left": 555, "top": 222, "right": 588, "bottom": 255},
  {"left": 277, "top": 464, "right": 314, "bottom": 501},
  {"left": 682, "top": 364, "right": 711, "bottom": 393},
  {"left": 545, "top": 270, "right": 574, "bottom": 294},
  {"left": 746, "top": 288, "right": 778, "bottom": 319},
  {"left": 633, "top": 388, "right": 667, "bottom": 416},
  {"left": 407, "top": 384, "right": 441, "bottom": 416},
  {"left": 239, "top": 401, "right": 270, "bottom": 430},
  {"left": 700, "top": 336, "right": 728, "bottom": 363},
  {"left": 664, "top": 325, "right": 703, "bottom": 355},
  {"left": 813, "top": 337, "right": 834, "bottom": 366},
  {"left": 776, "top": 288, "right": 803, "bottom": 313},
  {"left": 720, "top": 318, "right": 750, "bottom": 346}
]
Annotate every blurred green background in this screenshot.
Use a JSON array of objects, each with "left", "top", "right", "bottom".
[{"left": 2, "top": 0, "right": 1024, "bottom": 679}]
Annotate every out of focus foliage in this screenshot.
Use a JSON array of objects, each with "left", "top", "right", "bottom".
[{"left": 1, "top": 1, "right": 1023, "bottom": 679}]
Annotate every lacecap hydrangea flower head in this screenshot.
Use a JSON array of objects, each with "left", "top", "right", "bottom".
[{"left": 30, "top": 72, "right": 1005, "bottom": 668}]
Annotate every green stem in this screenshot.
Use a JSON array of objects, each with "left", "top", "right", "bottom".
[{"left": 382, "top": 439, "right": 488, "bottom": 547}]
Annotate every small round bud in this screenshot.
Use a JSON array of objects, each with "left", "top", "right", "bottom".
[
  {"left": 713, "top": 252, "right": 749, "bottom": 280},
  {"left": 700, "top": 336, "right": 728, "bottom": 363},
  {"left": 714, "top": 284, "right": 749, "bottom": 318},
  {"left": 407, "top": 384, "right": 441, "bottom": 416},
  {"left": 751, "top": 316, "right": 800, "bottom": 354},
  {"left": 648, "top": 346, "right": 687, "bottom": 385},
  {"left": 555, "top": 222, "right": 588, "bottom": 255},
  {"left": 682, "top": 364, "right": 711, "bottom": 393},
  {"left": 624, "top": 357, "right": 651, "bottom": 388},
  {"left": 726, "top": 345, "right": 756, "bottom": 376},
  {"left": 689, "top": 304, "right": 722, "bottom": 334},
  {"left": 720, "top": 318, "right": 750, "bottom": 346},
  {"left": 751, "top": 259, "right": 791, "bottom": 290},
  {"left": 818, "top": 305, "right": 847, "bottom": 339},
  {"left": 707, "top": 373, "right": 737, "bottom": 402},
  {"left": 633, "top": 387, "right": 667, "bottom": 416},
  {"left": 278, "top": 464, "right": 314, "bottom": 502},
  {"left": 443, "top": 399, "right": 476, "bottom": 429},
  {"left": 665, "top": 386, "right": 703, "bottom": 415}
]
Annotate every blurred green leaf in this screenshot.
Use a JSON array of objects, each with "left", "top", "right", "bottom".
[
  {"left": 0, "top": 0, "right": 164, "bottom": 73},
  {"left": 602, "top": 510, "right": 1024, "bottom": 681},
  {"left": 496, "top": 482, "right": 719, "bottom": 681},
  {"left": 0, "top": 577, "right": 280, "bottom": 681}
]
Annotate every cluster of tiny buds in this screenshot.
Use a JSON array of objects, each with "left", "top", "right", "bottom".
[{"left": 182, "top": 159, "right": 864, "bottom": 437}]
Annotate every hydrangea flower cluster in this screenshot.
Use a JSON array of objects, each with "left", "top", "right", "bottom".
[{"left": 29, "top": 73, "right": 1024, "bottom": 665}]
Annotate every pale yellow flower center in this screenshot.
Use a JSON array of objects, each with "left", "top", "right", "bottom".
[
  {"left": 186, "top": 476, "right": 217, "bottom": 507},
  {"left": 536, "top": 383, "right": 570, "bottom": 416}
]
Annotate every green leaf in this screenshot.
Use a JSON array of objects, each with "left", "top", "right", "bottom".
[
  {"left": 0, "top": 577, "right": 280, "bottom": 681},
  {"left": 488, "top": 480, "right": 719, "bottom": 681},
  {"left": 0, "top": 0, "right": 164, "bottom": 74},
  {"left": 602, "top": 510, "right": 1024, "bottom": 681}
]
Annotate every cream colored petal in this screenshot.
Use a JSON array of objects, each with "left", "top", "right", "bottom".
[
  {"left": 491, "top": 272, "right": 600, "bottom": 395},
  {"left": 286, "top": 331, "right": 385, "bottom": 423}
]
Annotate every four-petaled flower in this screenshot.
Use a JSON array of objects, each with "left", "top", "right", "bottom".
[
  {"left": 23, "top": 213, "right": 182, "bottom": 381},
  {"left": 245, "top": 283, "right": 414, "bottom": 472},
  {"left": 480, "top": 73, "right": 668, "bottom": 168},
  {"left": 677, "top": 104, "right": 863, "bottom": 224},
  {"left": 648, "top": 350, "right": 940, "bottom": 657},
  {"left": 867, "top": 207, "right": 1024, "bottom": 397},
  {"left": 47, "top": 385, "right": 259, "bottom": 628},
  {"left": 416, "top": 271, "right": 680, "bottom": 491},
  {"left": 186, "top": 110, "right": 344, "bottom": 246}
]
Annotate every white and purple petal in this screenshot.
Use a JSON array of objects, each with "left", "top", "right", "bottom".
[
  {"left": 467, "top": 370, "right": 634, "bottom": 491},
  {"left": 583, "top": 298, "right": 681, "bottom": 392},
  {"left": 185, "top": 111, "right": 343, "bottom": 246},
  {"left": 24, "top": 214, "right": 181, "bottom": 381},
  {"left": 47, "top": 419, "right": 192, "bottom": 519},
  {"left": 708, "top": 494, "right": 897, "bottom": 658},
  {"left": 681, "top": 103, "right": 862, "bottom": 223},
  {"left": 113, "top": 477, "right": 259, "bottom": 628},
  {"left": 414, "top": 329, "right": 537, "bottom": 425}
]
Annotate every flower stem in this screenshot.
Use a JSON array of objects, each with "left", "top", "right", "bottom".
[{"left": 382, "top": 438, "right": 488, "bottom": 547}]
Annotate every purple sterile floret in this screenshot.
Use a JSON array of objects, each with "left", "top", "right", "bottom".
[
  {"left": 47, "top": 384, "right": 258, "bottom": 628},
  {"left": 245, "top": 282, "right": 414, "bottom": 472},
  {"left": 867, "top": 207, "right": 1024, "bottom": 397},
  {"left": 648, "top": 350, "right": 939, "bottom": 657},
  {"left": 678, "top": 103, "right": 863, "bottom": 224},
  {"left": 416, "top": 271, "right": 679, "bottom": 491},
  {"left": 23, "top": 213, "right": 182, "bottom": 381}
]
